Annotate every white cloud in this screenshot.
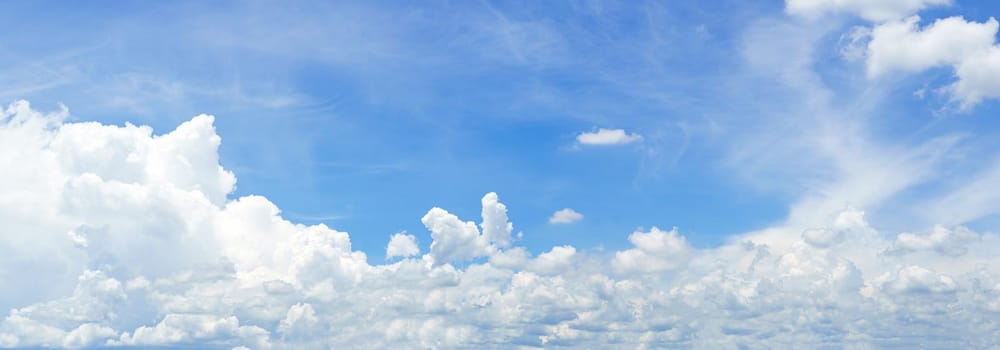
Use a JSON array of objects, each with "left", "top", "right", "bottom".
[
  {"left": 480, "top": 192, "right": 514, "bottom": 248},
  {"left": 528, "top": 246, "right": 577, "bottom": 275},
  {"left": 113, "top": 314, "right": 270, "bottom": 348},
  {"left": 62, "top": 323, "right": 117, "bottom": 349},
  {"left": 783, "top": 0, "right": 1000, "bottom": 106},
  {"left": 863, "top": 16, "right": 1000, "bottom": 108},
  {"left": 612, "top": 227, "right": 692, "bottom": 274},
  {"left": 277, "top": 303, "right": 321, "bottom": 342},
  {"left": 423, "top": 192, "right": 516, "bottom": 266},
  {"left": 1, "top": 101, "right": 999, "bottom": 348},
  {"left": 423, "top": 207, "right": 490, "bottom": 265},
  {"left": 867, "top": 16, "right": 997, "bottom": 76},
  {"left": 802, "top": 207, "right": 868, "bottom": 248},
  {"left": 785, "top": 0, "right": 950, "bottom": 22},
  {"left": 548, "top": 208, "right": 583, "bottom": 224},
  {"left": 789, "top": 1, "right": 1000, "bottom": 109},
  {"left": 949, "top": 42, "right": 1000, "bottom": 108},
  {"left": 891, "top": 225, "right": 978, "bottom": 256},
  {"left": 576, "top": 128, "right": 642, "bottom": 146},
  {"left": 386, "top": 232, "right": 420, "bottom": 259},
  {"left": 878, "top": 265, "right": 957, "bottom": 294}
]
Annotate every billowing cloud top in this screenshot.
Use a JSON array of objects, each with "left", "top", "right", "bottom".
[
  {"left": 0, "top": 101, "right": 998, "bottom": 349},
  {"left": 788, "top": 0, "right": 1000, "bottom": 109}
]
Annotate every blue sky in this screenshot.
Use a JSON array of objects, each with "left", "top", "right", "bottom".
[
  {"left": 7, "top": 0, "right": 989, "bottom": 258},
  {"left": 0, "top": 0, "right": 868, "bottom": 254},
  {"left": 2, "top": 0, "right": 1000, "bottom": 348}
]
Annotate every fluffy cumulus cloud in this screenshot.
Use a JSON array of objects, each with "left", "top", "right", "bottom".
[
  {"left": 612, "top": 227, "right": 692, "bottom": 274},
  {"left": 548, "top": 208, "right": 583, "bottom": 224},
  {"left": 864, "top": 15, "right": 1000, "bottom": 108},
  {"left": 866, "top": 16, "right": 998, "bottom": 76},
  {"left": 1, "top": 101, "right": 999, "bottom": 348},
  {"left": 794, "top": 0, "right": 1000, "bottom": 109},
  {"left": 386, "top": 232, "right": 420, "bottom": 259},
  {"left": 479, "top": 192, "right": 514, "bottom": 248},
  {"left": 575, "top": 128, "right": 642, "bottom": 146}
]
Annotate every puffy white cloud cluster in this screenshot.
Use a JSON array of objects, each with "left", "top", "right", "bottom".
[
  {"left": 0, "top": 102, "right": 998, "bottom": 348},
  {"left": 787, "top": 0, "right": 1000, "bottom": 109},
  {"left": 867, "top": 16, "right": 1000, "bottom": 108}
]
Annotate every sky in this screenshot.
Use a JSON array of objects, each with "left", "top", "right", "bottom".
[{"left": 1, "top": 0, "right": 1000, "bottom": 348}]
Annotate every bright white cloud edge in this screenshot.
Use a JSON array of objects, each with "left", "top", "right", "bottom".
[{"left": 0, "top": 102, "right": 997, "bottom": 349}]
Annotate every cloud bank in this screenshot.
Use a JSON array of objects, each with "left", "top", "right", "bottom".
[{"left": 0, "top": 101, "right": 998, "bottom": 349}]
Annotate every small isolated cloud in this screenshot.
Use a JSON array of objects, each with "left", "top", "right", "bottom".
[
  {"left": 548, "top": 208, "right": 583, "bottom": 224},
  {"left": 576, "top": 128, "right": 642, "bottom": 146},
  {"left": 386, "top": 232, "right": 420, "bottom": 259}
]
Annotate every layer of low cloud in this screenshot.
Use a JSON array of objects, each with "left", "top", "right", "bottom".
[
  {"left": 548, "top": 208, "right": 583, "bottom": 224},
  {"left": 576, "top": 128, "right": 642, "bottom": 146},
  {"left": 0, "top": 102, "right": 997, "bottom": 348}
]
